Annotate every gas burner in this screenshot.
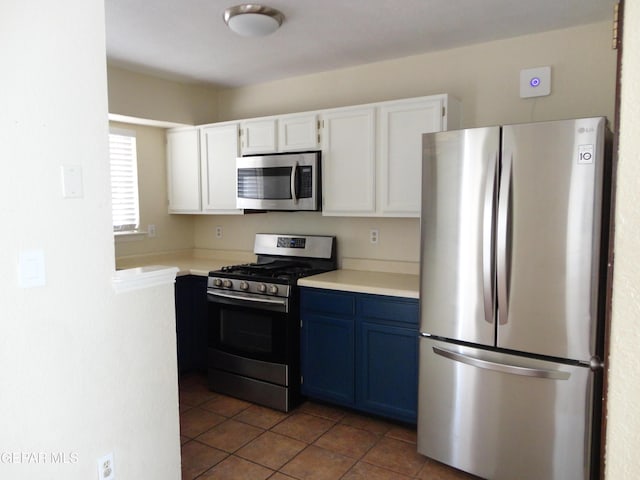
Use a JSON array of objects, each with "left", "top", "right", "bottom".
[
  {"left": 220, "top": 261, "right": 314, "bottom": 279},
  {"left": 208, "top": 234, "right": 337, "bottom": 295}
]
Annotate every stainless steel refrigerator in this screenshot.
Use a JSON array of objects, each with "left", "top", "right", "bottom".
[{"left": 417, "top": 117, "right": 611, "bottom": 480}]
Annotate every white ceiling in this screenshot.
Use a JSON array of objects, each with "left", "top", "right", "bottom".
[{"left": 104, "top": 0, "right": 615, "bottom": 88}]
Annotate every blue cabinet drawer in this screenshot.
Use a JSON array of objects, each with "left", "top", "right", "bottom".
[
  {"left": 301, "top": 288, "right": 356, "bottom": 316},
  {"left": 358, "top": 295, "right": 418, "bottom": 326}
]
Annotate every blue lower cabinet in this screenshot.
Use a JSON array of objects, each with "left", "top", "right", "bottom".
[
  {"left": 300, "top": 313, "right": 355, "bottom": 406},
  {"left": 300, "top": 287, "right": 418, "bottom": 424},
  {"left": 357, "top": 321, "right": 418, "bottom": 423},
  {"left": 175, "top": 275, "right": 208, "bottom": 373}
]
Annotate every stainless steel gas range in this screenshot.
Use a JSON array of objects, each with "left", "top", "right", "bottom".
[{"left": 206, "top": 233, "right": 337, "bottom": 412}]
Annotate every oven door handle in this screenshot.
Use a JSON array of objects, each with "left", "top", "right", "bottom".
[{"left": 207, "top": 290, "right": 288, "bottom": 308}]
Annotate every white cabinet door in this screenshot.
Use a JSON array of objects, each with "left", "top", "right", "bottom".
[
  {"left": 167, "top": 128, "right": 201, "bottom": 213},
  {"left": 320, "top": 107, "right": 376, "bottom": 215},
  {"left": 379, "top": 98, "right": 445, "bottom": 216},
  {"left": 278, "top": 114, "right": 319, "bottom": 151},
  {"left": 201, "top": 124, "right": 243, "bottom": 214},
  {"left": 241, "top": 119, "right": 277, "bottom": 154}
]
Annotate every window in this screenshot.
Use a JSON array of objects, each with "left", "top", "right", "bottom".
[{"left": 109, "top": 128, "right": 140, "bottom": 233}]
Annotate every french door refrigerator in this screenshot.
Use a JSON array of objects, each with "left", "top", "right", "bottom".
[{"left": 417, "top": 117, "right": 611, "bottom": 480}]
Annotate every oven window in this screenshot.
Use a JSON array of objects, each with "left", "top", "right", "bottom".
[
  {"left": 210, "top": 302, "right": 289, "bottom": 364},
  {"left": 237, "top": 167, "right": 292, "bottom": 200},
  {"left": 220, "top": 309, "right": 272, "bottom": 354}
]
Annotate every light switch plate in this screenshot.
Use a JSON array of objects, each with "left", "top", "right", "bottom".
[
  {"left": 61, "top": 165, "right": 84, "bottom": 198},
  {"left": 18, "top": 249, "right": 46, "bottom": 288},
  {"left": 520, "top": 66, "right": 551, "bottom": 98}
]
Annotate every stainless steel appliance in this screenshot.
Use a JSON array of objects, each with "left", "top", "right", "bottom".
[
  {"left": 417, "top": 117, "right": 612, "bottom": 480},
  {"left": 207, "top": 233, "right": 336, "bottom": 411},
  {"left": 236, "top": 151, "right": 321, "bottom": 211}
]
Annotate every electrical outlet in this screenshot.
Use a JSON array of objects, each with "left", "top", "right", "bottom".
[
  {"left": 97, "top": 453, "right": 115, "bottom": 480},
  {"left": 147, "top": 224, "right": 156, "bottom": 238},
  {"left": 369, "top": 228, "right": 379, "bottom": 244},
  {"left": 215, "top": 226, "right": 223, "bottom": 239}
]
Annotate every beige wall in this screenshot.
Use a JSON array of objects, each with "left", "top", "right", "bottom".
[
  {"left": 194, "top": 213, "right": 420, "bottom": 268},
  {"left": 111, "top": 121, "right": 195, "bottom": 258},
  {"left": 604, "top": 1, "right": 640, "bottom": 477},
  {"left": 107, "top": 65, "right": 219, "bottom": 125},
  {"left": 194, "top": 21, "right": 617, "bottom": 266},
  {"left": 217, "top": 21, "right": 615, "bottom": 127},
  {"left": 1, "top": 1, "right": 180, "bottom": 478}
]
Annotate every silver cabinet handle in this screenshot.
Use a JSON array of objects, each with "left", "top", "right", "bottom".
[
  {"left": 497, "top": 153, "right": 513, "bottom": 325},
  {"left": 432, "top": 346, "right": 570, "bottom": 380},
  {"left": 482, "top": 151, "right": 498, "bottom": 325}
]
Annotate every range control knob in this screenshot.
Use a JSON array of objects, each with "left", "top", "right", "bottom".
[
  {"left": 213, "top": 278, "right": 222, "bottom": 287},
  {"left": 239, "top": 281, "right": 249, "bottom": 291},
  {"left": 268, "top": 284, "right": 279, "bottom": 295},
  {"left": 222, "top": 279, "right": 233, "bottom": 288},
  {"left": 257, "top": 283, "right": 267, "bottom": 293}
]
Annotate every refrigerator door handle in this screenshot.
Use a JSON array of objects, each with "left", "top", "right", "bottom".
[
  {"left": 482, "top": 151, "right": 498, "bottom": 325},
  {"left": 497, "top": 152, "right": 513, "bottom": 325},
  {"left": 432, "top": 346, "right": 571, "bottom": 380}
]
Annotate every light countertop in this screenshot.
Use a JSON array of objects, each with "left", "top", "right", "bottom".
[
  {"left": 298, "top": 269, "right": 419, "bottom": 299},
  {"left": 115, "top": 249, "right": 255, "bottom": 277},
  {"left": 116, "top": 250, "right": 420, "bottom": 298}
]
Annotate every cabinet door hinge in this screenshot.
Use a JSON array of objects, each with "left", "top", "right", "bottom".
[{"left": 612, "top": 1, "right": 620, "bottom": 50}]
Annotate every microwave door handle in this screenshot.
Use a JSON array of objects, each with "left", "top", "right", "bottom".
[{"left": 290, "top": 161, "right": 298, "bottom": 204}]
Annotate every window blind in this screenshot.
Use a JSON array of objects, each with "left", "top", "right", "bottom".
[{"left": 109, "top": 128, "right": 140, "bottom": 232}]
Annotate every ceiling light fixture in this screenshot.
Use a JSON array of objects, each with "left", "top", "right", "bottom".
[{"left": 223, "top": 4, "right": 284, "bottom": 37}]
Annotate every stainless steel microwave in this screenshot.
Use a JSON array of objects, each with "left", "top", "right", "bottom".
[{"left": 236, "top": 151, "right": 321, "bottom": 211}]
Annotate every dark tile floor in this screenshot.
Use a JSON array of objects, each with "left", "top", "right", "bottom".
[{"left": 179, "top": 373, "right": 478, "bottom": 479}]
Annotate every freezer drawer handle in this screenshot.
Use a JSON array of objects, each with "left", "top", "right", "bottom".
[{"left": 432, "top": 346, "right": 571, "bottom": 380}]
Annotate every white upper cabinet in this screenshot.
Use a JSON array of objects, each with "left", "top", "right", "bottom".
[
  {"left": 240, "top": 119, "right": 277, "bottom": 154},
  {"left": 201, "top": 123, "right": 243, "bottom": 214},
  {"left": 167, "top": 128, "right": 201, "bottom": 213},
  {"left": 240, "top": 114, "right": 319, "bottom": 154},
  {"left": 320, "top": 94, "right": 459, "bottom": 217},
  {"left": 278, "top": 113, "right": 319, "bottom": 151},
  {"left": 378, "top": 95, "right": 459, "bottom": 216},
  {"left": 166, "top": 94, "right": 460, "bottom": 217},
  {"left": 320, "top": 107, "right": 376, "bottom": 215}
]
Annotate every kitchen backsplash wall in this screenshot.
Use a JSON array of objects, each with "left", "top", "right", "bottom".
[{"left": 193, "top": 214, "right": 420, "bottom": 267}]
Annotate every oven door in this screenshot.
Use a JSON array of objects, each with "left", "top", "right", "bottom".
[{"left": 207, "top": 289, "right": 291, "bottom": 365}]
